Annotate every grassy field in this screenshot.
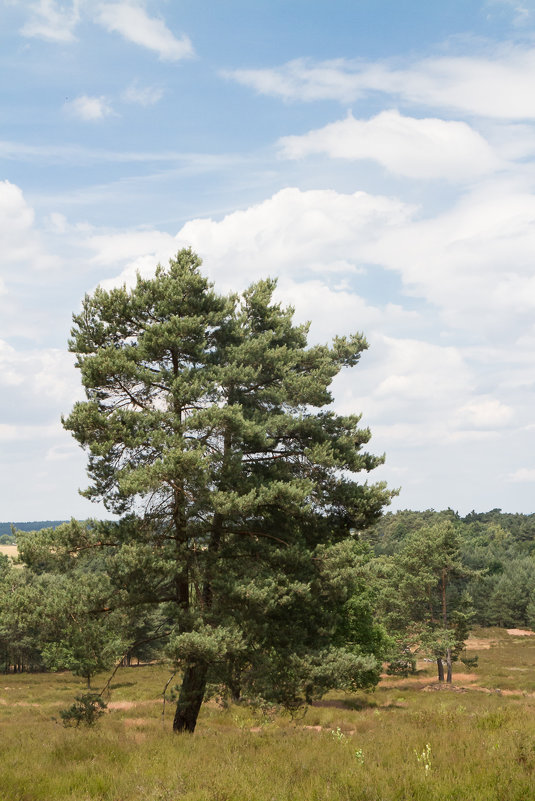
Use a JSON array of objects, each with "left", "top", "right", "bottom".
[
  {"left": 0, "top": 545, "right": 18, "bottom": 560},
  {"left": 1, "top": 628, "right": 535, "bottom": 800}
]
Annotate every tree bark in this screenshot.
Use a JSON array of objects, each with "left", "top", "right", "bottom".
[
  {"left": 173, "top": 664, "right": 208, "bottom": 733},
  {"left": 446, "top": 647, "right": 452, "bottom": 683},
  {"left": 436, "top": 657, "right": 444, "bottom": 682}
]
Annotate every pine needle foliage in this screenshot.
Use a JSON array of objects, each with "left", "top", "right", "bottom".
[{"left": 63, "top": 249, "right": 392, "bottom": 732}]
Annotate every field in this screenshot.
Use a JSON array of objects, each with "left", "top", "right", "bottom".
[
  {"left": 1, "top": 629, "right": 535, "bottom": 801},
  {"left": 0, "top": 545, "right": 18, "bottom": 560}
]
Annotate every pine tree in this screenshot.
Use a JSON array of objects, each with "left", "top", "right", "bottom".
[
  {"left": 63, "top": 249, "right": 392, "bottom": 732},
  {"left": 378, "top": 521, "right": 473, "bottom": 683}
]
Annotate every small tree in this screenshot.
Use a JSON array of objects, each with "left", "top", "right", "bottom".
[
  {"left": 62, "top": 249, "right": 393, "bottom": 732},
  {"left": 15, "top": 526, "right": 125, "bottom": 687},
  {"left": 379, "top": 521, "right": 472, "bottom": 683}
]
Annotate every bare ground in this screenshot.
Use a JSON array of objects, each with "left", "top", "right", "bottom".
[{"left": 506, "top": 628, "right": 535, "bottom": 636}]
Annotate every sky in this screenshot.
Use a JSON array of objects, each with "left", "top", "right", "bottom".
[{"left": 2, "top": 0, "right": 535, "bottom": 521}]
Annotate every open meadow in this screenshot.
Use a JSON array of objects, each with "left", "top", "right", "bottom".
[{"left": 1, "top": 628, "right": 535, "bottom": 801}]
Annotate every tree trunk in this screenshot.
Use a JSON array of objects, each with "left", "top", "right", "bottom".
[
  {"left": 229, "top": 674, "right": 241, "bottom": 703},
  {"left": 87, "top": 673, "right": 91, "bottom": 689},
  {"left": 436, "top": 657, "right": 444, "bottom": 682},
  {"left": 173, "top": 664, "right": 208, "bottom": 733},
  {"left": 446, "top": 647, "right": 452, "bottom": 683}
]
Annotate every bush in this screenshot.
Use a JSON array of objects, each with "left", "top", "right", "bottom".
[
  {"left": 59, "top": 693, "right": 107, "bottom": 727},
  {"left": 386, "top": 657, "right": 416, "bottom": 677}
]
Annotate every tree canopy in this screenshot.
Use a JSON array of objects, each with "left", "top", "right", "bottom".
[{"left": 62, "top": 249, "right": 393, "bottom": 732}]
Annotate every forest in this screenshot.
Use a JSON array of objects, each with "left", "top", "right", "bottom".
[{"left": 2, "top": 507, "right": 535, "bottom": 686}]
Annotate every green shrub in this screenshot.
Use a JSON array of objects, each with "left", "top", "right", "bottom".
[{"left": 59, "top": 693, "right": 107, "bottom": 727}]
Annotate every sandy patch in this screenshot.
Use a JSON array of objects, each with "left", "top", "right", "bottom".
[{"left": 507, "top": 628, "right": 534, "bottom": 636}]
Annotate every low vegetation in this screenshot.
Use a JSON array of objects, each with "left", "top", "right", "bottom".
[{"left": 0, "top": 629, "right": 534, "bottom": 800}]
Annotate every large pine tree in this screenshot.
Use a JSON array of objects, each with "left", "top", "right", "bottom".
[{"left": 63, "top": 249, "right": 392, "bottom": 732}]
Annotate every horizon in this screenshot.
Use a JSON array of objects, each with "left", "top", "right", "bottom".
[{"left": 2, "top": 1, "right": 535, "bottom": 519}]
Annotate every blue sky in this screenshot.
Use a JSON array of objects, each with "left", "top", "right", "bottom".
[{"left": 2, "top": 0, "right": 535, "bottom": 520}]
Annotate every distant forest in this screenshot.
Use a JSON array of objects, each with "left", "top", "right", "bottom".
[
  {"left": 4, "top": 509, "right": 535, "bottom": 630},
  {"left": 2, "top": 507, "right": 535, "bottom": 688},
  {"left": 0, "top": 521, "right": 68, "bottom": 540},
  {"left": 366, "top": 508, "right": 535, "bottom": 628}
]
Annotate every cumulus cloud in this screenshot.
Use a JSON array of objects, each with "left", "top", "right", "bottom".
[
  {"left": 365, "top": 179, "right": 535, "bottom": 335},
  {"left": 20, "top": 0, "right": 80, "bottom": 43},
  {"left": 174, "top": 187, "right": 413, "bottom": 287},
  {"left": 330, "top": 334, "right": 513, "bottom": 453},
  {"left": 95, "top": 2, "right": 194, "bottom": 61},
  {"left": 0, "top": 180, "right": 54, "bottom": 272},
  {"left": 226, "top": 46, "right": 535, "bottom": 119},
  {"left": 0, "top": 180, "right": 35, "bottom": 237},
  {"left": 69, "top": 95, "right": 115, "bottom": 121},
  {"left": 279, "top": 110, "right": 500, "bottom": 181},
  {"left": 96, "top": 182, "right": 535, "bottom": 347}
]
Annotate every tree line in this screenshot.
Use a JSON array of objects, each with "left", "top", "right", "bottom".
[{"left": 3, "top": 508, "right": 531, "bottom": 701}]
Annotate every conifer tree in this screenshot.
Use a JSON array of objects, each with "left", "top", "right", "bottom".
[
  {"left": 378, "top": 521, "right": 472, "bottom": 682},
  {"left": 63, "top": 249, "right": 392, "bottom": 732}
]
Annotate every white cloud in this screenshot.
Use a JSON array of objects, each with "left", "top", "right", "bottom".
[
  {"left": 69, "top": 95, "right": 114, "bottom": 121},
  {"left": 365, "top": 179, "right": 535, "bottom": 334},
  {"left": 96, "top": 2, "right": 194, "bottom": 61},
  {"left": 455, "top": 398, "right": 514, "bottom": 428},
  {"left": 0, "top": 340, "right": 81, "bottom": 409},
  {"left": 332, "top": 334, "right": 504, "bottom": 449},
  {"left": 0, "top": 180, "right": 34, "bottom": 234},
  {"left": 174, "top": 186, "right": 413, "bottom": 287},
  {"left": 122, "top": 82, "right": 164, "bottom": 106},
  {"left": 85, "top": 229, "right": 178, "bottom": 269},
  {"left": 508, "top": 467, "right": 535, "bottom": 482},
  {"left": 274, "top": 277, "right": 419, "bottom": 345},
  {"left": 20, "top": 0, "right": 80, "bottom": 42},
  {"left": 93, "top": 182, "right": 535, "bottom": 347},
  {"left": 279, "top": 110, "right": 500, "bottom": 181},
  {"left": 0, "top": 180, "right": 54, "bottom": 272},
  {"left": 226, "top": 46, "right": 535, "bottom": 119}
]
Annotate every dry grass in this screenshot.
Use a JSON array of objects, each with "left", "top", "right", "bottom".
[
  {"left": 0, "top": 545, "right": 18, "bottom": 559},
  {"left": 0, "top": 630, "right": 535, "bottom": 800}
]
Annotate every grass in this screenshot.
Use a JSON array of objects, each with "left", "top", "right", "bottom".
[{"left": 1, "top": 630, "right": 535, "bottom": 800}]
